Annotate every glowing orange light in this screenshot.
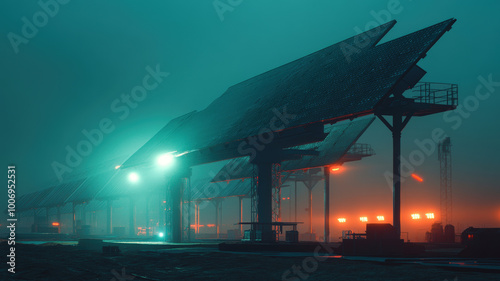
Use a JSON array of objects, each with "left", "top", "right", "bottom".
[
  {"left": 331, "top": 167, "right": 341, "bottom": 172},
  {"left": 163, "top": 201, "right": 166, "bottom": 203},
  {"left": 52, "top": 222, "right": 60, "bottom": 226},
  {"left": 115, "top": 165, "right": 121, "bottom": 170},
  {"left": 338, "top": 218, "right": 346, "bottom": 223},
  {"left": 411, "top": 173, "right": 423, "bottom": 182},
  {"left": 287, "top": 197, "right": 290, "bottom": 200},
  {"left": 377, "top": 216, "right": 385, "bottom": 221},
  {"left": 359, "top": 217, "right": 368, "bottom": 222},
  {"left": 411, "top": 213, "right": 421, "bottom": 220},
  {"left": 207, "top": 224, "right": 215, "bottom": 228},
  {"left": 425, "top": 213, "right": 435, "bottom": 219}
]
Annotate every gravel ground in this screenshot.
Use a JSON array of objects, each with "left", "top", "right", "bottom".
[{"left": 0, "top": 242, "right": 498, "bottom": 281}]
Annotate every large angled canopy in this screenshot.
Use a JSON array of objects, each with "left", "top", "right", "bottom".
[{"left": 122, "top": 19, "right": 455, "bottom": 168}]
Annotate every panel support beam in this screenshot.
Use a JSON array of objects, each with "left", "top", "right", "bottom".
[
  {"left": 376, "top": 112, "right": 413, "bottom": 238},
  {"left": 106, "top": 200, "right": 112, "bottom": 235},
  {"left": 239, "top": 197, "right": 243, "bottom": 237},
  {"left": 169, "top": 175, "right": 184, "bottom": 243},
  {"left": 72, "top": 203, "right": 76, "bottom": 235},
  {"left": 129, "top": 197, "right": 136, "bottom": 237},
  {"left": 257, "top": 161, "right": 274, "bottom": 242}
]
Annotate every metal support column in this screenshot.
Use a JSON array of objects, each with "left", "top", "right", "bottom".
[
  {"left": 324, "top": 167, "right": 330, "bottom": 243},
  {"left": 46, "top": 207, "right": 50, "bottom": 226},
  {"left": 220, "top": 200, "right": 223, "bottom": 237},
  {"left": 187, "top": 178, "right": 191, "bottom": 241},
  {"left": 215, "top": 200, "right": 220, "bottom": 239},
  {"left": 169, "top": 175, "right": 183, "bottom": 243},
  {"left": 33, "top": 209, "right": 37, "bottom": 232},
  {"left": 308, "top": 184, "right": 313, "bottom": 234},
  {"left": 159, "top": 195, "right": 165, "bottom": 237},
  {"left": 72, "top": 203, "right": 76, "bottom": 235},
  {"left": 106, "top": 200, "right": 112, "bottom": 235},
  {"left": 129, "top": 197, "right": 136, "bottom": 237},
  {"left": 196, "top": 201, "right": 200, "bottom": 234},
  {"left": 194, "top": 201, "right": 198, "bottom": 234},
  {"left": 56, "top": 206, "right": 61, "bottom": 224},
  {"left": 257, "top": 161, "right": 274, "bottom": 242},
  {"left": 392, "top": 113, "right": 402, "bottom": 236},
  {"left": 294, "top": 181, "right": 297, "bottom": 222},
  {"left": 377, "top": 112, "right": 411, "bottom": 238},
  {"left": 82, "top": 203, "right": 87, "bottom": 225},
  {"left": 145, "top": 196, "right": 150, "bottom": 237},
  {"left": 239, "top": 197, "right": 243, "bottom": 237}
]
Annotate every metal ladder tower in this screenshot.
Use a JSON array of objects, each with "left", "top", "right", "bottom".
[{"left": 438, "top": 137, "right": 452, "bottom": 225}]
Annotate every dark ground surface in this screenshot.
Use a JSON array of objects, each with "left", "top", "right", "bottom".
[{"left": 1, "top": 241, "right": 499, "bottom": 281}]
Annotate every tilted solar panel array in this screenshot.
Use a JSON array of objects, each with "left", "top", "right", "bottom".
[
  {"left": 38, "top": 179, "right": 86, "bottom": 207},
  {"left": 165, "top": 21, "right": 394, "bottom": 153},
  {"left": 17, "top": 190, "right": 48, "bottom": 211},
  {"left": 66, "top": 171, "right": 117, "bottom": 203},
  {"left": 15, "top": 187, "right": 56, "bottom": 211},
  {"left": 212, "top": 117, "right": 374, "bottom": 182},
  {"left": 121, "top": 19, "right": 454, "bottom": 169}
]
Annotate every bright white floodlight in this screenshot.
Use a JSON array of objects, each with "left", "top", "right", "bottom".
[
  {"left": 128, "top": 172, "right": 139, "bottom": 183},
  {"left": 157, "top": 153, "right": 175, "bottom": 168}
]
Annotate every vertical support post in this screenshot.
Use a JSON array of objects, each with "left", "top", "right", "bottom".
[
  {"left": 33, "top": 209, "right": 37, "bottom": 232},
  {"left": 215, "top": 200, "right": 220, "bottom": 239},
  {"left": 169, "top": 175, "right": 183, "bottom": 243},
  {"left": 220, "top": 200, "right": 223, "bottom": 237},
  {"left": 308, "top": 185, "right": 313, "bottom": 234},
  {"left": 187, "top": 178, "right": 191, "bottom": 241},
  {"left": 257, "top": 161, "right": 274, "bottom": 242},
  {"left": 72, "top": 203, "right": 76, "bottom": 235},
  {"left": 46, "top": 207, "right": 50, "bottom": 226},
  {"left": 106, "top": 200, "right": 112, "bottom": 235},
  {"left": 82, "top": 203, "right": 87, "bottom": 225},
  {"left": 145, "top": 196, "right": 150, "bottom": 237},
  {"left": 56, "top": 206, "right": 61, "bottom": 224},
  {"left": 378, "top": 112, "right": 411, "bottom": 239},
  {"left": 392, "top": 113, "right": 402, "bottom": 237},
  {"left": 294, "top": 180, "right": 297, "bottom": 222},
  {"left": 324, "top": 167, "right": 330, "bottom": 243},
  {"left": 129, "top": 197, "right": 136, "bottom": 237},
  {"left": 239, "top": 197, "right": 243, "bottom": 237},
  {"left": 194, "top": 202, "right": 198, "bottom": 234},
  {"left": 159, "top": 195, "right": 165, "bottom": 237},
  {"left": 196, "top": 201, "right": 200, "bottom": 234}
]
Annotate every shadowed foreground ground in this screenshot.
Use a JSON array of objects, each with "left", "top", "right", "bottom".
[{"left": 0, "top": 242, "right": 498, "bottom": 281}]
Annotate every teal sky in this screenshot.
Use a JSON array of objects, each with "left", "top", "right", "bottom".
[{"left": 1, "top": 0, "right": 499, "bottom": 229}]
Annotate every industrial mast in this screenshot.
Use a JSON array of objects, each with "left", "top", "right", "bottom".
[{"left": 438, "top": 137, "right": 452, "bottom": 225}]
